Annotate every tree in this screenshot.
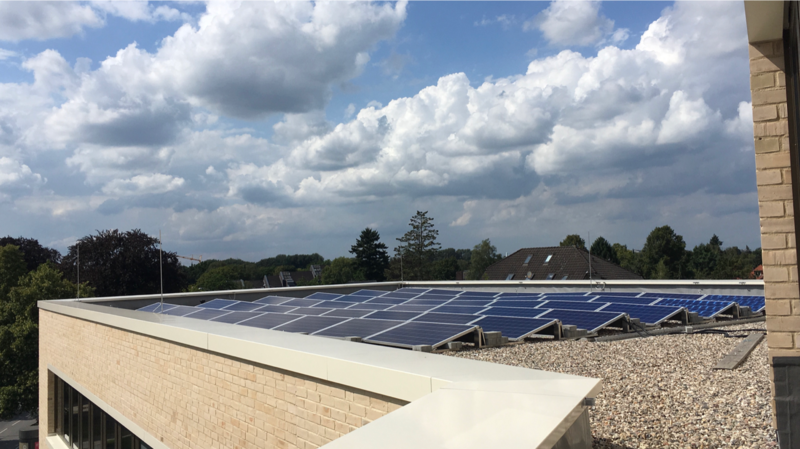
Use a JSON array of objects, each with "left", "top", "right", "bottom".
[
  {"left": 195, "top": 266, "right": 240, "bottom": 291},
  {"left": 0, "top": 246, "right": 27, "bottom": 300},
  {"left": 641, "top": 225, "right": 687, "bottom": 279},
  {"left": 0, "top": 237, "right": 61, "bottom": 273},
  {"left": 613, "top": 243, "right": 643, "bottom": 276},
  {"left": 60, "top": 229, "right": 187, "bottom": 297},
  {"left": 690, "top": 235, "right": 723, "bottom": 279},
  {"left": 590, "top": 237, "right": 619, "bottom": 265},
  {"left": 395, "top": 211, "right": 441, "bottom": 280},
  {"left": 321, "top": 257, "right": 364, "bottom": 285},
  {"left": 0, "top": 263, "right": 91, "bottom": 418},
  {"left": 350, "top": 228, "right": 390, "bottom": 282},
  {"left": 431, "top": 258, "right": 460, "bottom": 280},
  {"left": 560, "top": 234, "right": 586, "bottom": 249},
  {"left": 467, "top": 239, "right": 501, "bottom": 280}
]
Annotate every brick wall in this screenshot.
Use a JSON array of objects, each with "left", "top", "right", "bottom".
[
  {"left": 38, "top": 310, "right": 406, "bottom": 449},
  {"left": 750, "top": 39, "right": 800, "bottom": 426}
]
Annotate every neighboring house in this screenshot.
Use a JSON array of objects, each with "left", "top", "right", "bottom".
[
  {"left": 264, "top": 265, "right": 323, "bottom": 287},
  {"left": 483, "top": 246, "right": 642, "bottom": 281},
  {"left": 751, "top": 264, "right": 764, "bottom": 280}
]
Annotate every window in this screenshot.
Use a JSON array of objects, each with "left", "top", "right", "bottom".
[
  {"left": 523, "top": 255, "right": 532, "bottom": 264},
  {"left": 505, "top": 273, "right": 515, "bottom": 280},
  {"left": 544, "top": 255, "right": 553, "bottom": 264},
  {"left": 53, "top": 375, "right": 150, "bottom": 449},
  {"left": 561, "top": 275, "right": 569, "bottom": 280},
  {"left": 545, "top": 273, "right": 555, "bottom": 280}
]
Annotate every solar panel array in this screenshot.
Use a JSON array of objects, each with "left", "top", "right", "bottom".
[{"left": 136, "top": 288, "right": 764, "bottom": 350}]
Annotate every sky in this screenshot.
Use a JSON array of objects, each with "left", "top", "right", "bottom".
[{"left": 0, "top": 1, "right": 758, "bottom": 261}]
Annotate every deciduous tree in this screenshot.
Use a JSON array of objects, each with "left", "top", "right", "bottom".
[
  {"left": 590, "top": 237, "right": 619, "bottom": 265},
  {"left": 560, "top": 234, "right": 586, "bottom": 249},
  {"left": 467, "top": 239, "right": 501, "bottom": 280}
]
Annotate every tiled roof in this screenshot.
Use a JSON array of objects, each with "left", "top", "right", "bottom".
[{"left": 484, "top": 246, "right": 642, "bottom": 281}]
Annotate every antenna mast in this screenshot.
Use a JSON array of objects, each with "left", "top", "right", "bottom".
[
  {"left": 76, "top": 243, "right": 80, "bottom": 299},
  {"left": 159, "top": 230, "right": 164, "bottom": 312},
  {"left": 588, "top": 231, "right": 592, "bottom": 291}
]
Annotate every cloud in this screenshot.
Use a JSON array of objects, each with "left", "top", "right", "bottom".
[
  {"left": 525, "top": 0, "right": 627, "bottom": 47},
  {"left": 101, "top": 173, "right": 185, "bottom": 196},
  {"left": 0, "top": 49, "right": 16, "bottom": 60},
  {"left": 0, "top": 2, "right": 103, "bottom": 42},
  {"left": 474, "top": 15, "right": 517, "bottom": 29},
  {"left": 90, "top": 2, "right": 191, "bottom": 23},
  {"left": 0, "top": 157, "right": 45, "bottom": 193},
  {"left": 379, "top": 51, "right": 412, "bottom": 79}
]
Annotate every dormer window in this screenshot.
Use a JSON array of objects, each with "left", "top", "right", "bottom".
[
  {"left": 561, "top": 275, "right": 569, "bottom": 280},
  {"left": 523, "top": 255, "right": 533, "bottom": 265},
  {"left": 505, "top": 273, "right": 515, "bottom": 280},
  {"left": 544, "top": 255, "right": 553, "bottom": 264},
  {"left": 545, "top": 273, "right": 555, "bottom": 280}
]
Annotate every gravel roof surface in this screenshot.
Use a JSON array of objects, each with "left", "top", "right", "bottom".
[{"left": 448, "top": 322, "right": 775, "bottom": 449}]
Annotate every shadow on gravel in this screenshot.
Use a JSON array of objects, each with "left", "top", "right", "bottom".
[{"left": 593, "top": 438, "right": 636, "bottom": 449}]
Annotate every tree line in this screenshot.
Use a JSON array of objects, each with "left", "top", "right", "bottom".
[{"left": 558, "top": 225, "right": 762, "bottom": 280}]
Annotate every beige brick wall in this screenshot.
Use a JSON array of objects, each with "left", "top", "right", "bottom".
[
  {"left": 38, "top": 310, "right": 406, "bottom": 449},
  {"left": 750, "top": 40, "right": 800, "bottom": 359}
]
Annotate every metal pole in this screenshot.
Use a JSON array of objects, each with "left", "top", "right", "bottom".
[
  {"left": 76, "top": 243, "right": 80, "bottom": 299},
  {"left": 400, "top": 254, "right": 404, "bottom": 282},
  {"left": 159, "top": 230, "right": 164, "bottom": 312},
  {"left": 588, "top": 232, "right": 592, "bottom": 292}
]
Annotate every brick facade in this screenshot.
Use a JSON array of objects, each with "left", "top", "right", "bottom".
[
  {"left": 750, "top": 39, "right": 800, "bottom": 427},
  {"left": 38, "top": 310, "right": 406, "bottom": 449}
]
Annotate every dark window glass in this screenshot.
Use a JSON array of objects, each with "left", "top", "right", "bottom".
[
  {"left": 82, "top": 397, "right": 90, "bottom": 449},
  {"left": 62, "top": 381, "right": 71, "bottom": 443},
  {"left": 140, "top": 443, "right": 152, "bottom": 449},
  {"left": 71, "top": 389, "right": 80, "bottom": 449},
  {"left": 92, "top": 405, "right": 102, "bottom": 449},
  {"left": 105, "top": 413, "right": 116, "bottom": 449},
  {"left": 120, "top": 426, "right": 133, "bottom": 449}
]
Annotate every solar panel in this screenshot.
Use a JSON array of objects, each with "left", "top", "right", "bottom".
[
  {"left": 598, "top": 303, "right": 684, "bottom": 325},
  {"left": 255, "top": 305, "right": 298, "bottom": 314},
  {"left": 273, "top": 316, "right": 348, "bottom": 334},
  {"left": 197, "top": 299, "right": 239, "bottom": 309},
  {"left": 329, "top": 295, "right": 365, "bottom": 303},
  {"left": 429, "top": 305, "right": 487, "bottom": 315},
  {"left": 211, "top": 311, "right": 265, "bottom": 324},
  {"left": 281, "top": 299, "right": 324, "bottom": 307},
  {"left": 404, "top": 299, "right": 450, "bottom": 306},
  {"left": 237, "top": 313, "right": 302, "bottom": 330},
  {"left": 540, "top": 295, "right": 598, "bottom": 302},
  {"left": 305, "top": 292, "right": 344, "bottom": 300},
  {"left": 313, "top": 318, "right": 402, "bottom": 338},
  {"left": 492, "top": 295, "right": 544, "bottom": 301},
  {"left": 537, "top": 300, "right": 604, "bottom": 311},
  {"left": 496, "top": 292, "right": 543, "bottom": 297},
  {"left": 366, "top": 322, "right": 477, "bottom": 349},
  {"left": 593, "top": 292, "right": 641, "bottom": 296},
  {"left": 470, "top": 316, "right": 558, "bottom": 340},
  {"left": 350, "top": 289, "right": 387, "bottom": 297},
  {"left": 653, "top": 298, "right": 736, "bottom": 318},
  {"left": 414, "top": 294, "right": 459, "bottom": 300},
  {"left": 492, "top": 300, "right": 550, "bottom": 308},
  {"left": 388, "top": 305, "right": 438, "bottom": 312},
  {"left": 287, "top": 307, "right": 334, "bottom": 316},
  {"left": 253, "top": 296, "right": 294, "bottom": 305},
  {"left": 412, "top": 313, "right": 481, "bottom": 325},
  {"left": 640, "top": 293, "right": 703, "bottom": 299},
  {"left": 222, "top": 302, "right": 267, "bottom": 312},
  {"left": 704, "top": 295, "right": 766, "bottom": 313},
  {"left": 457, "top": 291, "right": 498, "bottom": 298},
  {"left": 345, "top": 303, "right": 390, "bottom": 311},
  {"left": 364, "top": 297, "right": 408, "bottom": 305},
  {"left": 183, "top": 308, "right": 231, "bottom": 320},
  {"left": 136, "top": 303, "right": 178, "bottom": 313},
  {"left": 321, "top": 309, "right": 374, "bottom": 318},
  {"left": 364, "top": 311, "right": 420, "bottom": 321},
  {"left": 589, "top": 296, "right": 656, "bottom": 305},
  {"left": 395, "top": 288, "right": 430, "bottom": 294},
  {"left": 536, "top": 309, "right": 626, "bottom": 332},
  {"left": 380, "top": 292, "right": 420, "bottom": 299},
  {"left": 482, "top": 307, "right": 547, "bottom": 318},
  {"left": 310, "top": 301, "right": 352, "bottom": 309},
  {"left": 541, "top": 292, "right": 590, "bottom": 297},
  {"left": 446, "top": 299, "right": 495, "bottom": 307},
  {"left": 160, "top": 306, "right": 200, "bottom": 316}
]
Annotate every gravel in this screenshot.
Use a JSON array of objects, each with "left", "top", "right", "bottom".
[{"left": 448, "top": 322, "right": 776, "bottom": 449}]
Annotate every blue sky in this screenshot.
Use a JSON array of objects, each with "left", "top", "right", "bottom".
[{"left": 0, "top": 1, "right": 757, "bottom": 261}]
